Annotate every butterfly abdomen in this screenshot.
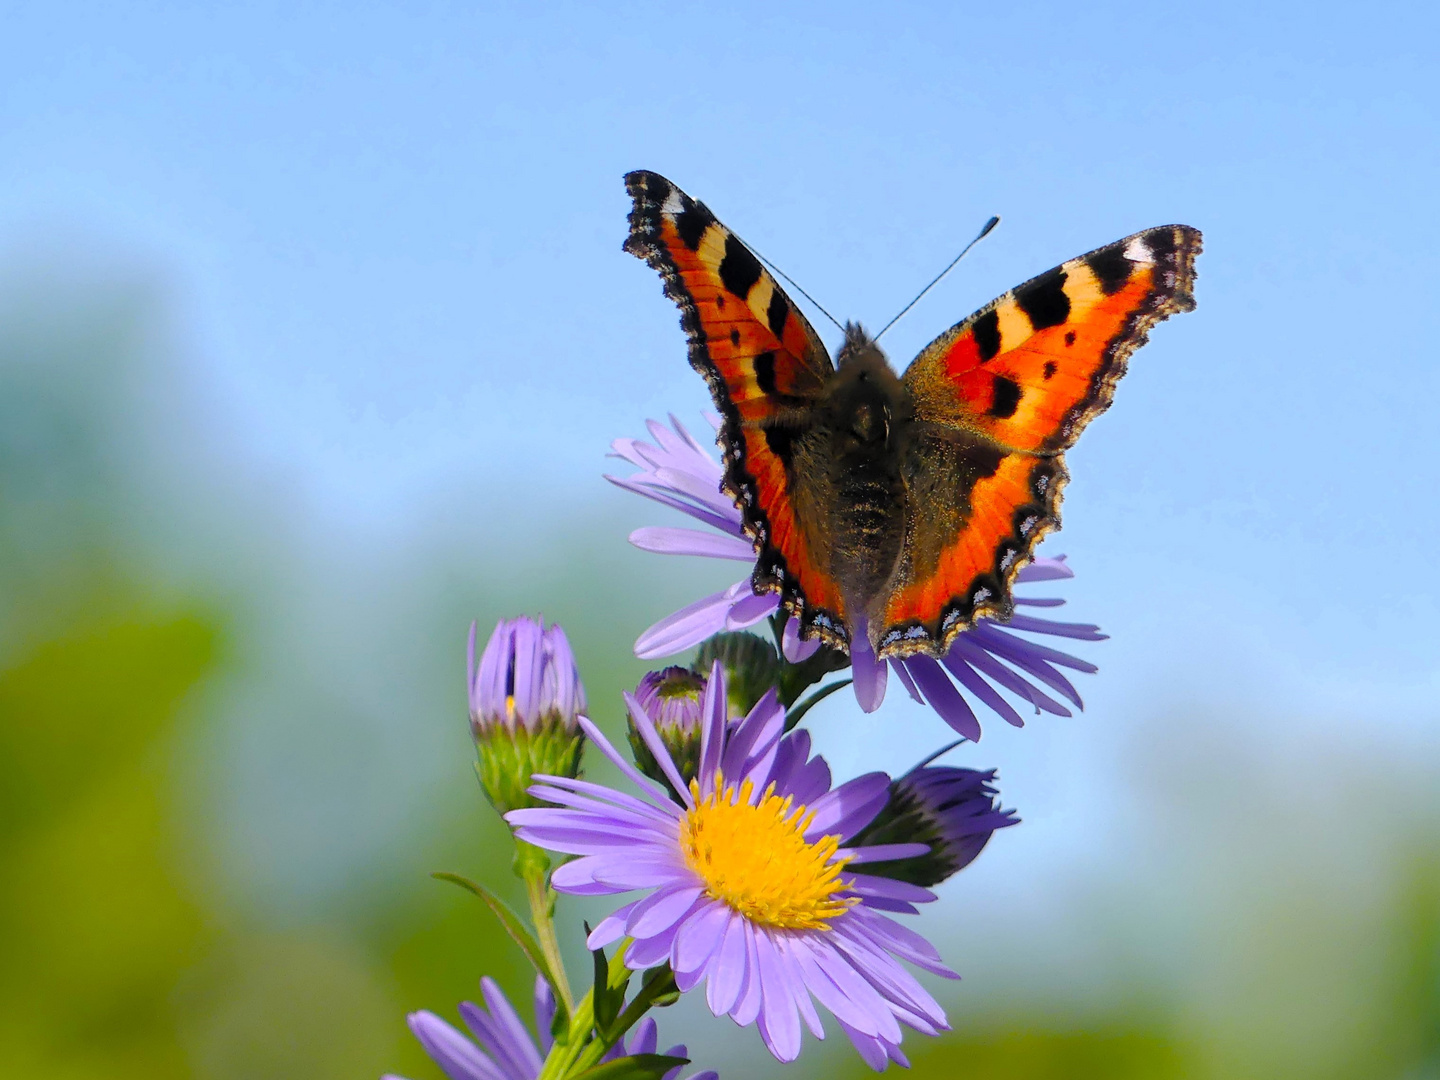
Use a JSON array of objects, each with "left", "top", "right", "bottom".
[{"left": 824, "top": 333, "right": 910, "bottom": 612}]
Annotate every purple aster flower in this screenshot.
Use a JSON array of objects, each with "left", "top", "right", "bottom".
[
  {"left": 467, "top": 616, "right": 587, "bottom": 813},
  {"left": 849, "top": 746, "right": 1019, "bottom": 887},
  {"left": 384, "top": 973, "right": 717, "bottom": 1080},
  {"left": 609, "top": 416, "right": 1107, "bottom": 740},
  {"left": 508, "top": 663, "right": 958, "bottom": 1069}
]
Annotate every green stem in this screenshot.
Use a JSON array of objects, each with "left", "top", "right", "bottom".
[
  {"left": 537, "top": 943, "right": 632, "bottom": 1080},
  {"left": 516, "top": 840, "right": 575, "bottom": 1013},
  {"left": 566, "top": 964, "right": 678, "bottom": 1076}
]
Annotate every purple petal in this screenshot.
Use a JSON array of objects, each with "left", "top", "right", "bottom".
[
  {"left": 782, "top": 616, "right": 822, "bottom": 662},
  {"left": 774, "top": 934, "right": 826, "bottom": 1040},
  {"left": 697, "top": 660, "right": 727, "bottom": 800},
  {"left": 635, "top": 583, "right": 746, "bottom": 659},
  {"left": 574, "top": 717, "right": 677, "bottom": 807},
  {"left": 970, "top": 620, "right": 1098, "bottom": 676},
  {"left": 626, "top": 885, "right": 705, "bottom": 939},
  {"left": 890, "top": 656, "right": 925, "bottom": 704},
  {"left": 627, "top": 917, "right": 685, "bottom": 968},
  {"left": 946, "top": 636, "right": 1072, "bottom": 717},
  {"left": 845, "top": 873, "right": 937, "bottom": 904},
  {"left": 673, "top": 900, "right": 730, "bottom": 980},
  {"left": 755, "top": 929, "right": 803, "bottom": 1061},
  {"left": 841, "top": 843, "right": 931, "bottom": 864},
  {"left": 939, "top": 651, "right": 1026, "bottom": 728},
  {"left": 996, "top": 611, "right": 1107, "bottom": 641},
  {"left": 725, "top": 589, "right": 781, "bottom": 629},
  {"left": 792, "top": 935, "right": 900, "bottom": 1041},
  {"left": 901, "top": 654, "right": 980, "bottom": 741},
  {"left": 630, "top": 526, "right": 757, "bottom": 561},
  {"left": 849, "top": 624, "right": 888, "bottom": 713},
  {"left": 532, "top": 975, "right": 554, "bottom": 1055},
  {"left": 1014, "top": 555, "right": 1073, "bottom": 582},
  {"left": 520, "top": 775, "right": 679, "bottom": 823},
  {"left": 704, "top": 912, "right": 748, "bottom": 1016},
  {"left": 584, "top": 855, "right": 691, "bottom": 891},
  {"left": 844, "top": 907, "right": 959, "bottom": 981},
  {"left": 628, "top": 1017, "right": 659, "bottom": 1056},
  {"left": 463, "top": 977, "right": 542, "bottom": 1079},
  {"left": 730, "top": 922, "right": 764, "bottom": 1026},
  {"left": 806, "top": 772, "right": 891, "bottom": 841},
  {"left": 605, "top": 472, "right": 740, "bottom": 536},
  {"left": 407, "top": 1011, "right": 506, "bottom": 1080},
  {"left": 719, "top": 688, "right": 784, "bottom": 787},
  {"left": 586, "top": 900, "right": 639, "bottom": 949},
  {"left": 624, "top": 692, "right": 696, "bottom": 809}
]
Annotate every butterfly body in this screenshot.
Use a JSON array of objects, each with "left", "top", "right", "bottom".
[{"left": 624, "top": 171, "right": 1200, "bottom": 660}]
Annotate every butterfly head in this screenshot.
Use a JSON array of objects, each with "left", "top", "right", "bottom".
[{"left": 830, "top": 323, "right": 906, "bottom": 448}]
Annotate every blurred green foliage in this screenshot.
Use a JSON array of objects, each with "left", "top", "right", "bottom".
[{"left": 3, "top": 271, "right": 1440, "bottom": 1080}]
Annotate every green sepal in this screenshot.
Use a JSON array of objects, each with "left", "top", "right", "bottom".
[
  {"left": 639, "top": 964, "right": 677, "bottom": 1008},
  {"left": 570, "top": 1054, "right": 691, "bottom": 1080},
  {"left": 474, "top": 715, "right": 584, "bottom": 814},
  {"left": 431, "top": 871, "right": 570, "bottom": 1032}
]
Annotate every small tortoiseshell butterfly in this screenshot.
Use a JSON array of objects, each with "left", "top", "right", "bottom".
[{"left": 624, "top": 170, "right": 1200, "bottom": 660}]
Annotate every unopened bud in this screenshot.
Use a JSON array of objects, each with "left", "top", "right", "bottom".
[
  {"left": 850, "top": 764, "right": 1018, "bottom": 886},
  {"left": 467, "top": 616, "right": 586, "bottom": 813}
]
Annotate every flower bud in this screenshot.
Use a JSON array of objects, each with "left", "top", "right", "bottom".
[
  {"left": 694, "top": 632, "right": 780, "bottom": 716},
  {"left": 849, "top": 764, "right": 1018, "bottom": 887},
  {"left": 627, "top": 666, "right": 706, "bottom": 797},
  {"left": 467, "top": 616, "right": 586, "bottom": 814}
]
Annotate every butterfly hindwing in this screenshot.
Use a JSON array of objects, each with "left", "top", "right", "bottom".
[
  {"left": 623, "top": 171, "right": 849, "bottom": 631},
  {"left": 879, "top": 226, "right": 1202, "bottom": 656}
]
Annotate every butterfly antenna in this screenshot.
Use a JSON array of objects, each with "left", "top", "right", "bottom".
[
  {"left": 874, "top": 215, "right": 1000, "bottom": 342},
  {"left": 744, "top": 242, "right": 845, "bottom": 333}
]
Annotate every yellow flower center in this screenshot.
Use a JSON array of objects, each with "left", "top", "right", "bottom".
[{"left": 679, "top": 772, "right": 855, "bottom": 931}]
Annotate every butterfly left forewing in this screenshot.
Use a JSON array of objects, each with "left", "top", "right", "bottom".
[
  {"left": 879, "top": 225, "right": 1202, "bottom": 657},
  {"left": 623, "top": 171, "right": 851, "bottom": 638}
]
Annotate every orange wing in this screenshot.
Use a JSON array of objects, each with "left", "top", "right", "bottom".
[
  {"left": 878, "top": 226, "right": 1202, "bottom": 657},
  {"left": 623, "top": 171, "right": 849, "bottom": 633}
]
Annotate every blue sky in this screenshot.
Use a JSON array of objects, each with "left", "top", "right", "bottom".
[{"left": 6, "top": 0, "right": 1437, "bottom": 681}]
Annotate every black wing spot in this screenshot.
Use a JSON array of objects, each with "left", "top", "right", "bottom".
[
  {"left": 674, "top": 195, "right": 715, "bottom": 252},
  {"left": 1043, "top": 361, "right": 1057, "bottom": 380},
  {"left": 1064, "top": 331, "right": 1076, "bottom": 346},
  {"left": 988, "top": 375, "right": 1022, "bottom": 418},
  {"left": 753, "top": 352, "right": 779, "bottom": 395},
  {"left": 718, "top": 234, "right": 763, "bottom": 299},
  {"left": 1145, "top": 227, "right": 1177, "bottom": 260},
  {"left": 1085, "top": 245, "right": 1133, "bottom": 296},
  {"left": 1015, "top": 268, "right": 1071, "bottom": 330},
  {"left": 766, "top": 289, "right": 789, "bottom": 340},
  {"left": 763, "top": 422, "right": 798, "bottom": 465},
  {"left": 716, "top": 294, "right": 726, "bottom": 311},
  {"left": 730, "top": 329, "right": 741, "bottom": 346},
  {"left": 973, "top": 310, "right": 1002, "bottom": 362}
]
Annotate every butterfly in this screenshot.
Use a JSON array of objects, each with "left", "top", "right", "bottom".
[{"left": 623, "top": 170, "right": 1200, "bottom": 660}]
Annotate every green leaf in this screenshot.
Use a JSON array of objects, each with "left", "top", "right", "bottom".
[
  {"left": 431, "top": 871, "right": 570, "bottom": 1031},
  {"left": 571, "top": 1054, "right": 691, "bottom": 1080},
  {"left": 588, "top": 935, "right": 629, "bottom": 1034}
]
